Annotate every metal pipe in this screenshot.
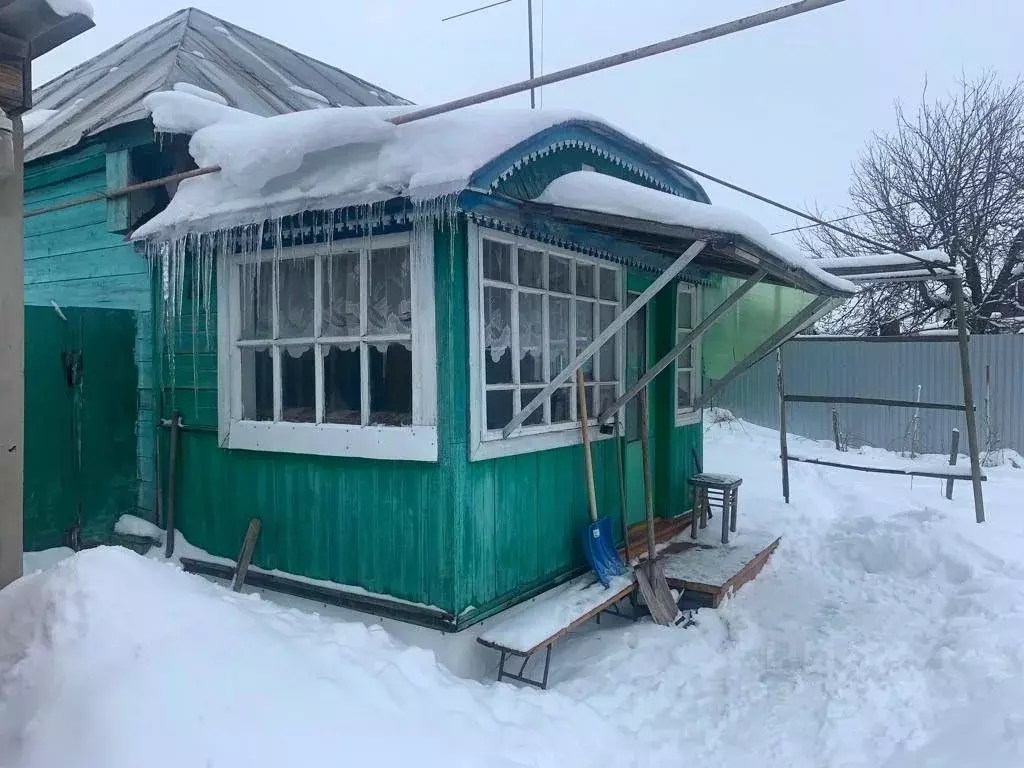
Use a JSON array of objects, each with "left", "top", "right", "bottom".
[
  {"left": 394, "top": 0, "right": 845, "bottom": 125},
  {"left": 782, "top": 394, "right": 969, "bottom": 411},
  {"left": 693, "top": 296, "right": 833, "bottom": 410},
  {"left": 24, "top": 1, "right": 846, "bottom": 225},
  {"left": 598, "top": 268, "right": 767, "bottom": 423},
  {"left": 949, "top": 277, "right": 985, "bottom": 523},
  {"left": 527, "top": 0, "right": 536, "bottom": 109},
  {"left": 24, "top": 165, "right": 221, "bottom": 219},
  {"left": 778, "top": 349, "right": 790, "bottom": 503},
  {"left": 502, "top": 239, "right": 707, "bottom": 437}
]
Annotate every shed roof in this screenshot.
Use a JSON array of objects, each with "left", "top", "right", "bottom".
[
  {"left": 0, "top": 0, "right": 93, "bottom": 63},
  {"left": 24, "top": 6, "right": 410, "bottom": 162}
]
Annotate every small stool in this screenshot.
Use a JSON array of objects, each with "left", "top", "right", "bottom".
[{"left": 688, "top": 473, "right": 743, "bottom": 545}]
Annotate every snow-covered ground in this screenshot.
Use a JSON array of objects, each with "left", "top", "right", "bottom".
[{"left": 4, "top": 414, "right": 1024, "bottom": 767}]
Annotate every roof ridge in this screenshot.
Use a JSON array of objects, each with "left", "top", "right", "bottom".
[{"left": 175, "top": 7, "right": 410, "bottom": 104}]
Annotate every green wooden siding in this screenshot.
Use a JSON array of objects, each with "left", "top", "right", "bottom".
[
  {"left": 157, "top": 231, "right": 459, "bottom": 611},
  {"left": 22, "top": 141, "right": 155, "bottom": 535},
  {"left": 23, "top": 305, "right": 138, "bottom": 549}
]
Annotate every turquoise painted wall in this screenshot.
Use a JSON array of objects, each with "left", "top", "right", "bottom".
[{"left": 22, "top": 141, "right": 154, "bottom": 544}]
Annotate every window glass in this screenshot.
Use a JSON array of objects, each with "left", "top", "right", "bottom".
[
  {"left": 279, "top": 258, "right": 315, "bottom": 339},
  {"left": 322, "top": 251, "right": 360, "bottom": 337},
  {"left": 479, "top": 233, "right": 622, "bottom": 434},
  {"left": 235, "top": 241, "right": 414, "bottom": 430}
]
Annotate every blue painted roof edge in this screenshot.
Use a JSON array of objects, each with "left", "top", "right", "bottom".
[{"left": 468, "top": 120, "right": 711, "bottom": 204}]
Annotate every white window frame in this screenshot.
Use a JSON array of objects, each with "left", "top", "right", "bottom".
[
  {"left": 217, "top": 230, "right": 438, "bottom": 462},
  {"left": 675, "top": 282, "right": 702, "bottom": 427},
  {"left": 467, "top": 222, "right": 624, "bottom": 461}
]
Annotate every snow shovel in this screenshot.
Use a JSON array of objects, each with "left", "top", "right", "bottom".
[
  {"left": 577, "top": 369, "right": 628, "bottom": 587},
  {"left": 634, "top": 387, "right": 680, "bottom": 626}
]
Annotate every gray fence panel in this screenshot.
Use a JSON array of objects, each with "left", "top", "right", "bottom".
[{"left": 714, "top": 335, "right": 1024, "bottom": 456}]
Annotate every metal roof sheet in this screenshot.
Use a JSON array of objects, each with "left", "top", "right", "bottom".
[{"left": 24, "top": 6, "right": 410, "bottom": 162}]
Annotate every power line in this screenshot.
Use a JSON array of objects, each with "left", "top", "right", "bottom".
[
  {"left": 441, "top": 0, "right": 513, "bottom": 23},
  {"left": 670, "top": 160, "right": 937, "bottom": 268}
]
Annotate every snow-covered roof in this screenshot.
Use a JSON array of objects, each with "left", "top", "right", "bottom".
[
  {"left": 533, "top": 171, "right": 856, "bottom": 295},
  {"left": 132, "top": 96, "right": 704, "bottom": 240},
  {"left": 24, "top": 7, "right": 409, "bottom": 162},
  {"left": 815, "top": 250, "right": 951, "bottom": 272},
  {"left": 0, "top": 0, "right": 93, "bottom": 68}
]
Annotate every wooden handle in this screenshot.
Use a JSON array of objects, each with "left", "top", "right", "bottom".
[
  {"left": 576, "top": 369, "right": 599, "bottom": 524},
  {"left": 640, "top": 388, "right": 656, "bottom": 562}
]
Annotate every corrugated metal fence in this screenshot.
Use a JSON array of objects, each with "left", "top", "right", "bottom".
[{"left": 714, "top": 335, "right": 1024, "bottom": 456}]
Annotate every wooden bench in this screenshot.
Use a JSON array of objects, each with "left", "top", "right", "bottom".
[{"left": 477, "top": 575, "right": 636, "bottom": 689}]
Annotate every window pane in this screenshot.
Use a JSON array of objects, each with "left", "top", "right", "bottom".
[
  {"left": 599, "top": 269, "right": 618, "bottom": 301},
  {"left": 368, "top": 246, "right": 411, "bottom": 335},
  {"left": 281, "top": 344, "right": 315, "bottom": 423},
  {"left": 323, "top": 343, "right": 361, "bottom": 425},
  {"left": 484, "top": 286, "right": 513, "bottom": 384},
  {"left": 576, "top": 264, "right": 595, "bottom": 298},
  {"left": 678, "top": 291, "right": 694, "bottom": 330},
  {"left": 549, "top": 255, "right": 571, "bottom": 293},
  {"left": 518, "top": 249, "right": 545, "bottom": 289},
  {"left": 521, "top": 387, "right": 545, "bottom": 426},
  {"left": 278, "top": 257, "right": 315, "bottom": 339},
  {"left": 678, "top": 345, "right": 693, "bottom": 369},
  {"left": 240, "top": 346, "right": 273, "bottom": 420},
  {"left": 549, "top": 296, "right": 570, "bottom": 377},
  {"left": 551, "top": 387, "right": 572, "bottom": 424},
  {"left": 580, "top": 384, "right": 597, "bottom": 420},
  {"left": 598, "top": 304, "right": 617, "bottom": 382},
  {"left": 678, "top": 371, "right": 693, "bottom": 410},
  {"left": 598, "top": 385, "right": 617, "bottom": 417},
  {"left": 323, "top": 251, "right": 360, "bottom": 337},
  {"left": 483, "top": 239, "right": 512, "bottom": 282},
  {"left": 486, "top": 389, "right": 514, "bottom": 431},
  {"left": 518, "top": 292, "right": 544, "bottom": 384},
  {"left": 369, "top": 342, "right": 412, "bottom": 426},
  {"left": 575, "top": 300, "right": 595, "bottom": 380},
  {"left": 239, "top": 263, "right": 272, "bottom": 340}
]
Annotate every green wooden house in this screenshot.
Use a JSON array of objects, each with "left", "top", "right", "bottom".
[{"left": 23, "top": 7, "right": 852, "bottom": 631}]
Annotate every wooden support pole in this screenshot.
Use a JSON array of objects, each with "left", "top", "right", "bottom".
[
  {"left": 831, "top": 408, "right": 842, "bottom": 451},
  {"left": 783, "top": 394, "right": 968, "bottom": 411},
  {"left": 945, "top": 428, "right": 960, "bottom": 500},
  {"left": 232, "top": 518, "right": 262, "bottom": 592},
  {"left": 949, "top": 278, "right": 985, "bottom": 523},
  {"left": 598, "top": 268, "right": 767, "bottom": 424},
  {"left": 503, "top": 240, "right": 707, "bottom": 437},
  {"left": 778, "top": 349, "right": 790, "bottom": 504}
]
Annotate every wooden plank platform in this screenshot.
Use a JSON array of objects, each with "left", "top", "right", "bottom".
[
  {"left": 620, "top": 513, "right": 693, "bottom": 559},
  {"left": 657, "top": 530, "right": 781, "bottom": 608},
  {"left": 478, "top": 574, "right": 636, "bottom": 656}
]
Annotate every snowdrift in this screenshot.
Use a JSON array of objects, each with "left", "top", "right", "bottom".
[{"left": 0, "top": 547, "right": 623, "bottom": 768}]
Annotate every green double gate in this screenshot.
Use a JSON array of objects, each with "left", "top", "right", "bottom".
[{"left": 23, "top": 305, "right": 138, "bottom": 550}]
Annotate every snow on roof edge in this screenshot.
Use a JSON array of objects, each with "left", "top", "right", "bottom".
[{"left": 534, "top": 171, "right": 856, "bottom": 295}]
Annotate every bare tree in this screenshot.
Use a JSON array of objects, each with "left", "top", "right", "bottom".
[{"left": 802, "top": 74, "right": 1024, "bottom": 335}]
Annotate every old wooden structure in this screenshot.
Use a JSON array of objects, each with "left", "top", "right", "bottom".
[{"left": 20, "top": 6, "right": 856, "bottom": 631}]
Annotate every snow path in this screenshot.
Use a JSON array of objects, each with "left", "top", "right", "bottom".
[
  {"left": 4, "top": 414, "right": 1024, "bottom": 766},
  {"left": 554, "top": 416, "right": 1024, "bottom": 766}
]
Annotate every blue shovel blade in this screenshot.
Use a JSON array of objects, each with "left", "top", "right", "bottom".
[{"left": 583, "top": 517, "right": 628, "bottom": 587}]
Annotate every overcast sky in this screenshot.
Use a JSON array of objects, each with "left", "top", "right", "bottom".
[{"left": 34, "top": 0, "right": 1023, "bottom": 239}]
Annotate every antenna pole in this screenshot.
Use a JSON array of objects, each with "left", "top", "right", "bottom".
[{"left": 527, "top": 0, "right": 536, "bottom": 108}]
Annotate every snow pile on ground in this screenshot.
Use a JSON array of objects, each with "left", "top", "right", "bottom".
[
  {"left": 552, "top": 413, "right": 1024, "bottom": 766},
  {"left": 535, "top": 171, "right": 855, "bottom": 294},
  {"left": 0, "top": 548, "right": 623, "bottom": 768},
  {"left": 133, "top": 91, "right": 671, "bottom": 240},
  {"left": 8, "top": 413, "right": 1024, "bottom": 767}
]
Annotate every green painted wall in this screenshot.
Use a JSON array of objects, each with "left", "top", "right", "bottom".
[
  {"left": 702, "top": 277, "right": 816, "bottom": 381},
  {"left": 22, "top": 141, "right": 155, "bottom": 545},
  {"left": 157, "top": 231, "right": 459, "bottom": 611},
  {"left": 158, "top": 219, "right": 704, "bottom": 620}
]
